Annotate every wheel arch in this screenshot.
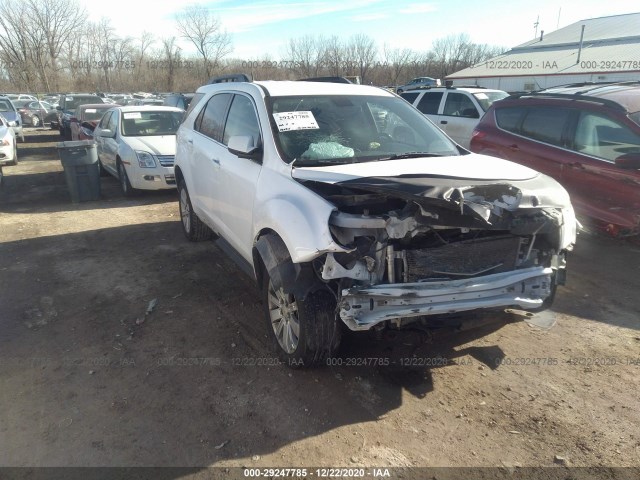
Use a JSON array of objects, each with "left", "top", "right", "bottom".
[{"left": 253, "top": 229, "right": 321, "bottom": 301}]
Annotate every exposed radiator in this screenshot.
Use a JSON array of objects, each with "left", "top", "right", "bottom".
[{"left": 403, "top": 235, "right": 523, "bottom": 281}]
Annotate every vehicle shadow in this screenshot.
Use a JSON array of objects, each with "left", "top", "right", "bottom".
[
  {"left": 550, "top": 231, "right": 640, "bottom": 331},
  {"left": 0, "top": 221, "right": 511, "bottom": 469},
  {"left": 0, "top": 169, "right": 177, "bottom": 213}
]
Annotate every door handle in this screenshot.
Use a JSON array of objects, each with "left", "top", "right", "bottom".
[
  {"left": 569, "top": 162, "right": 585, "bottom": 169},
  {"left": 508, "top": 144, "right": 519, "bottom": 151},
  {"left": 440, "top": 120, "right": 448, "bottom": 125},
  {"left": 187, "top": 138, "right": 193, "bottom": 144}
]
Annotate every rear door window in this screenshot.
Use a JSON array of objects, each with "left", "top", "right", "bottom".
[
  {"left": 416, "top": 92, "right": 444, "bottom": 115},
  {"left": 495, "top": 107, "right": 526, "bottom": 133},
  {"left": 442, "top": 92, "right": 478, "bottom": 118},
  {"left": 520, "top": 107, "right": 572, "bottom": 146}
]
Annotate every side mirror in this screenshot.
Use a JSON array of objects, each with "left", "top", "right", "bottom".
[
  {"left": 99, "top": 129, "right": 114, "bottom": 138},
  {"left": 228, "top": 135, "right": 262, "bottom": 160},
  {"left": 614, "top": 153, "right": 640, "bottom": 169}
]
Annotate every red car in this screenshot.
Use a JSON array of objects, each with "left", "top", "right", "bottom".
[
  {"left": 470, "top": 82, "right": 640, "bottom": 236},
  {"left": 70, "top": 103, "right": 115, "bottom": 141}
]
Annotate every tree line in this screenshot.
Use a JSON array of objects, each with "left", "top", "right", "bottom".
[{"left": 0, "top": 0, "right": 504, "bottom": 94}]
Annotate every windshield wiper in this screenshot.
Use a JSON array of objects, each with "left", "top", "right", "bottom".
[{"left": 377, "top": 152, "right": 445, "bottom": 161}]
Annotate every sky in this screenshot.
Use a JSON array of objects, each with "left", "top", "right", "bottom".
[{"left": 80, "top": 0, "right": 640, "bottom": 60}]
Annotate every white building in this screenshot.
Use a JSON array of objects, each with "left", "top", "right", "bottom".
[{"left": 447, "top": 12, "right": 640, "bottom": 92}]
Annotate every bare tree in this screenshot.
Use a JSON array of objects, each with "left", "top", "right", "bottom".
[
  {"left": 382, "top": 45, "right": 416, "bottom": 86},
  {"left": 284, "top": 35, "right": 327, "bottom": 77},
  {"left": 175, "top": 5, "right": 232, "bottom": 80},
  {"left": 348, "top": 34, "right": 377, "bottom": 83},
  {"left": 27, "top": 0, "right": 87, "bottom": 90},
  {"left": 161, "top": 37, "right": 181, "bottom": 91},
  {"left": 0, "top": 1, "right": 39, "bottom": 90},
  {"left": 322, "top": 36, "right": 346, "bottom": 77}
]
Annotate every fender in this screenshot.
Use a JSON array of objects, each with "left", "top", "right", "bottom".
[
  {"left": 254, "top": 234, "right": 320, "bottom": 300},
  {"left": 252, "top": 168, "right": 348, "bottom": 264}
]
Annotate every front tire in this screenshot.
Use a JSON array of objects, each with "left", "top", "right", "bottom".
[
  {"left": 117, "top": 161, "right": 136, "bottom": 197},
  {"left": 178, "top": 179, "right": 212, "bottom": 241},
  {"left": 32, "top": 115, "right": 41, "bottom": 127},
  {"left": 262, "top": 271, "right": 341, "bottom": 368}
]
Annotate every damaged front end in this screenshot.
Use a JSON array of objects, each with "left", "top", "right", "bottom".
[{"left": 298, "top": 173, "right": 576, "bottom": 331}]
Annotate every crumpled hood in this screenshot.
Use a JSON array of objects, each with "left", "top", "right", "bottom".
[
  {"left": 292, "top": 154, "right": 540, "bottom": 183},
  {"left": 292, "top": 153, "right": 573, "bottom": 225},
  {"left": 123, "top": 135, "right": 176, "bottom": 156}
]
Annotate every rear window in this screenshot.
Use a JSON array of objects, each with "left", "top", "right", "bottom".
[{"left": 64, "top": 96, "right": 103, "bottom": 111}]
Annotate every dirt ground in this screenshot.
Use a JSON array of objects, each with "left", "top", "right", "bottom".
[{"left": 1, "top": 129, "right": 639, "bottom": 478}]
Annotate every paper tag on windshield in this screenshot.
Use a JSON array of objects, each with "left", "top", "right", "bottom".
[
  {"left": 85, "top": 108, "right": 97, "bottom": 113},
  {"left": 66, "top": 96, "right": 74, "bottom": 101},
  {"left": 475, "top": 93, "right": 488, "bottom": 99},
  {"left": 273, "top": 111, "right": 319, "bottom": 132},
  {"left": 123, "top": 112, "right": 141, "bottom": 119}
]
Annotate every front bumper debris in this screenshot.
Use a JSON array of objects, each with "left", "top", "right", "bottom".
[{"left": 339, "top": 266, "right": 553, "bottom": 331}]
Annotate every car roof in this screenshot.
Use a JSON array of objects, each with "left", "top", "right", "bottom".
[
  {"left": 406, "top": 86, "right": 506, "bottom": 94},
  {"left": 196, "top": 80, "right": 393, "bottom": 98},
  {"left": 112, "top": 105, "right": 184, "bottom": 112},
  {"left": 539, "top": 83, "right": 640, "bottom": 113},
  {"left": 79, "top": 103, "right": 113, "bottom": 109}
]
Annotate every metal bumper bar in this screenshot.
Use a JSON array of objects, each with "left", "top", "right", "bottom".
[{"left": 339, "top": 266, "right": 553, "bottom": 331}]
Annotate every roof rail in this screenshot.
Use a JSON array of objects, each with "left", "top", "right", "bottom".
[
  {"left": 508, "top": 92, "right": 627, "bottom": 112},
  {"left": 298, "top": 76, "right": 353, "bottom": 84},
  {"left": 208, "top": 73, "right": 252, "bottom": 84}
]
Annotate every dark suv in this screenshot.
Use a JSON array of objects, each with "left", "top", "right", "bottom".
[
  {"left": 56, "top": 94, "right": 104, "bottom": 139},
  {"left": 470, "top": 82, "right": 640, "bottom": 236}
]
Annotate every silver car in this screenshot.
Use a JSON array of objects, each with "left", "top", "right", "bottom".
[{"left": 0, "top": 97, "right": 24, "bottom": 142}]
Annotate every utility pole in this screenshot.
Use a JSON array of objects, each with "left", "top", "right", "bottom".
[{"left": 534, "top": 15, "right": 540, "bottom": 38}]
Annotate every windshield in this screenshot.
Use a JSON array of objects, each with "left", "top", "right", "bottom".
[
  {"left": 64, "top": 96, "right": 103, "bottom": 111},
  {"left": 473, "top": 91, "right": 509, "bottom": 111},
  {"left": 0, "top": 100, "right": 15, "bottom": 112},
  {"left": 270, "top": 94, "right": 459, "bottom": 165},
  {"left": 120, "top": 110, "right": 183, "bottom": 136},
  {"left": 630, "top": 112, "right": 640, "bottom": 127},
  {"left": 82, "top": 107, "right": 111, "bottom": 122}
]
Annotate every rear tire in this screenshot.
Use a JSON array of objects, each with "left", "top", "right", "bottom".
[
  {"left": 32, "top": 115, "right": 41, "bottom": 127},
  {"left": 262, "top": 269, "right": 341, "bottom": 368},
  {"left": 178, "top": 179, "right": 212, "bottom": 241}
]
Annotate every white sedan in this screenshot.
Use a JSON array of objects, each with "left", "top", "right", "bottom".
[
  {"left": 94, "top": 106, "right": 184, "bottom": 196},
  {"left": 0, "top": 114, "right": 18, "bottom": 167}
]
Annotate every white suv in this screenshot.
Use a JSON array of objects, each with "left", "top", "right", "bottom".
[
  {"left": 400, "top": 86, "right": 508, "bottom": 148},
  {"left": 174, "top": 78, "right": 577, "bottom": 367}
]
